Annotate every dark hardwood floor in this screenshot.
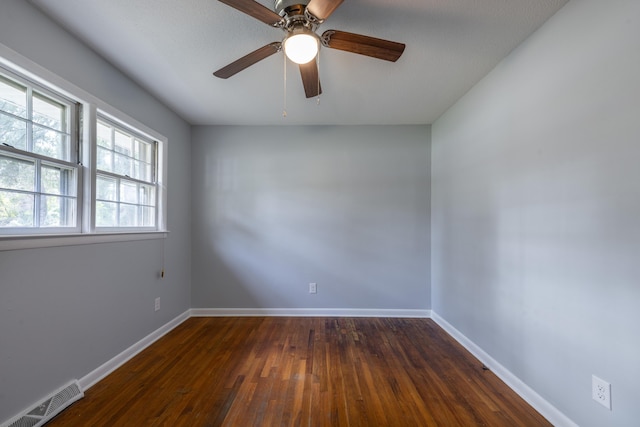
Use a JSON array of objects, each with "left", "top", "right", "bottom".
[{"left": 48, "top": 317, "right": 551, "bottom": 426}]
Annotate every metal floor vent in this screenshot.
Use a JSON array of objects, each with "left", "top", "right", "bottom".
[{"left": 3, "top": 381, "right": 83, "bottom": 427}]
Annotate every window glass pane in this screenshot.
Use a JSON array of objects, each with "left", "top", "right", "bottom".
[
  {"left": 96, "top": 200, "right": 117, "bottom": 227},
  {"left": 114, "top": 153, "right": 132, "bottom": 176},
  {"left": 41, "top": 166, "right": 61, "bottom": 195},
  {"left": 142, "top": 163, "right": 152, "bottom": 182},
  {"left": 96, "top": 175, "right": 116, "bottom": 201},
  {"left": 114, "top": 130, "right": 132, "bottom": 155},
  {"left": 97, "top": 146, "right": 112, "bottom": 172},
  {"left": 139, "top": 184, "right": 156, "bottom": 206},
  {"left": 132, "top": 161, "right": 141, "bottom": 181},
  {"left": 62, "top": 168, "right": 76, "bottom": 196},
  {"left": 119, "top": 203, "right": 137, "bottom": 227},
  {"left": 0, "top": 76, "right": 27, "bottom": 118},
  {"left": 131, "top": 159, "right": 151, "bottom": 181},
  {"left": 40, "top": 195, "right": 76, "bottom": 227},
  {"left": 0, "top": 113, "right": 27, "bottom": 150},
  {"left": 135, "top": 139, "right": 152, "bottom": 162},
  {"left": 120, "top": 180, "right": 138, "bottom": 204},
  {"left": 33, "top": 125, "right": 68, "bottom": 161},
  {"left": 41, "top": 165, "right": 75, "bottom": 196},
  {"left": 0, "top": 155, "right": 34, "bottom": 191},
  {"left": 0, "top": 190, "right": 33, "bottom": 227},
  {"left": 97, "top": 122, "right": 112, "bottom": 148},
  {"left": 32, "top": 93, "right": 64, "bottom": 131},
  {"left": 141, "top": 206, "right": 155, "bottom": 227}
]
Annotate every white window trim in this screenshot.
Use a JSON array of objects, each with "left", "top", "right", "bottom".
[
  {"left": 0, "top": 231, "right": 168, "bottom": 251},
  {"left": 93, "top": 112, "right": 161, "bottom": 232},
  {"left": 0, "top": 43, "right": 168, "bottom": 251}
]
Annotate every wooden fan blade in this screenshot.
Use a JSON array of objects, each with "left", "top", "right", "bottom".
[
  {"left": 322, "top": 30, "right": 405, "bottom": 62},
  {"left": 218, "top": 0, "right": 283, "bottom": 26},
  {"left": 213, "top": 42, "right": 281, "bottom": 79},
  {"left": 306, "top": 0, "right": 344, "bottom": 21},
  {"left": 299, "top": 58, "right": 322, "bottom": 98}
]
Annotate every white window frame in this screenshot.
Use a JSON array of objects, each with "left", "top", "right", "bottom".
[
  {"left": 93, "top": 114, "right": 160, "bottom": 232},
  {"left": 0, "top": 67, "right": 81, "bottom": 235},
  {"left": 0, "top": 44, "right": 167, "bottom": 251}
]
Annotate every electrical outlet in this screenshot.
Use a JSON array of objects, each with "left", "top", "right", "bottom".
[
  {"left": 592, "top": 375, "right": 611, "bottom": 410},
  {"left": 309, "top": 283, "right": 317, "bottom": 294},
  {"left": 155, "top": 297, "right": 161, "bottom": 312}
]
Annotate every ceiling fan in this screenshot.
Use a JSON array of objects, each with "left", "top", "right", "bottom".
[{"left": 213, "top": 0, "right": 406, "bottom": 98}]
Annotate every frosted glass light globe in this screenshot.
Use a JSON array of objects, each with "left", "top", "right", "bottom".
[{"left": 284, "top": 33, "right": 319, "bottom": 64}]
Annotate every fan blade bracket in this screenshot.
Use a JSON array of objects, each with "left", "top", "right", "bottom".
[
  {"left": 303, "top": 8, "right": 324, "bottom": 26},
  {"left": 321, "top": 30, "right": 406, "bottom": 62},
  {"left": 306, "top": 0, "right": 344, "bottom": 21}
]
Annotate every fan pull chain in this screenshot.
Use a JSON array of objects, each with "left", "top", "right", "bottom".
[
  {"left": 283, "top": 53, "right": 287, "bottom": 118},
  {"left": 317, "top": 52, "right": 321, "bottom": 105},
  {"left": 160, "top": 235, "right": 165, "bottom": 278}
]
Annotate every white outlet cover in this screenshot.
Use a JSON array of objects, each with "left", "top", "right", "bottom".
[{"left": 592, "top": 375, "right": 611, "bottom": 410}]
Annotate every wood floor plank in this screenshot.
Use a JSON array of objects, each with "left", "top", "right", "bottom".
[{"left": 47, "top": 317, "right": 551, "bottom": 426}]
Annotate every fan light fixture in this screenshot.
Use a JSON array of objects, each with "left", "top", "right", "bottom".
[
  {"left": 213, "top": 0, "right": 407, "bottom": 99},
  {"left": 283, "top": 30, "right": 319, "bottom": 64}
]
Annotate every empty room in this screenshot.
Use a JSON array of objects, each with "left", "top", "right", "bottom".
[{"left": 0, "top": 0, "right": 638, "bottom": 426}]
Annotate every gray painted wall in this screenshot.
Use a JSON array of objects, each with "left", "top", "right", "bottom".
[
  {"left": 0, "top": 0, "right": 191, "bottom": 421},
  {"left": 191, "top": 125, "right": 430, "bottom": 310},
  {"left": 431, "top": 0, "right": 640, "bottom": 426},
  {"left": 6, "top": 0, "right": 638, "bottom": 424}
]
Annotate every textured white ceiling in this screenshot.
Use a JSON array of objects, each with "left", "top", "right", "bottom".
[{"left": 28, "top": 0, "right": 568, "bottom": 125}]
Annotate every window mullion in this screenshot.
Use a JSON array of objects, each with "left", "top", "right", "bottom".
[
  {"left": 129, "top": 135, "right": 134, "bottom": 179},
  {"left": 26, "top": 86, "right": 33, "bottom": 153},
  {"left": 34, "top": 158, "right": 41, "bottom": 228},
  {"left": 75, "top": 103, "right": 82, "bottom": 166},
  {"left": 0, "top": 109, "right": 29, "bottom": 122},
  {"left": 0, "top": 146, "right": 77, "bottom": 168},
  {"left": 115, "top": 176, "right": 121, "bottom": 227},
  {"left": 153, "top": 141, "right": 158, "bottom": 184},
  {"left": 96, "top": 169, "right": 151, "bottom": 186},
  {"left": 61, "top": 169, "right": 68, "bottom": 225},
  {"left": 62, "top": 100, "right": 69, "bottom": 162},
  {"left": 61, "top": 169, "right": 67, "bottom": 222},
  {"left": 110, "top": 126, "right": 115, "bottom": 172},
  {"left": 137, "top": 182, "right": 142, "bottom": 227}
]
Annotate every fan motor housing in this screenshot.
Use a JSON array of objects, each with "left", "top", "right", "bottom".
[{"left": 274, "top": 0, "right": 310, "bottom": 17}]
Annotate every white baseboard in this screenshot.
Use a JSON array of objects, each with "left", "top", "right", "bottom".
[
  {"left": 78, "top": 310, "right": 190, "bottom": 391},
  {"left": 190, "top": 308, "right": 431, "bottom": 318},
  {"left": 430, "top": 311, "right": 578, "bottom": 427}
]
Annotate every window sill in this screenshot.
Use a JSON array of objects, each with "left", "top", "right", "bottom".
[{"left": 0, "top": 231, "right": 168, "bottom": 252}]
